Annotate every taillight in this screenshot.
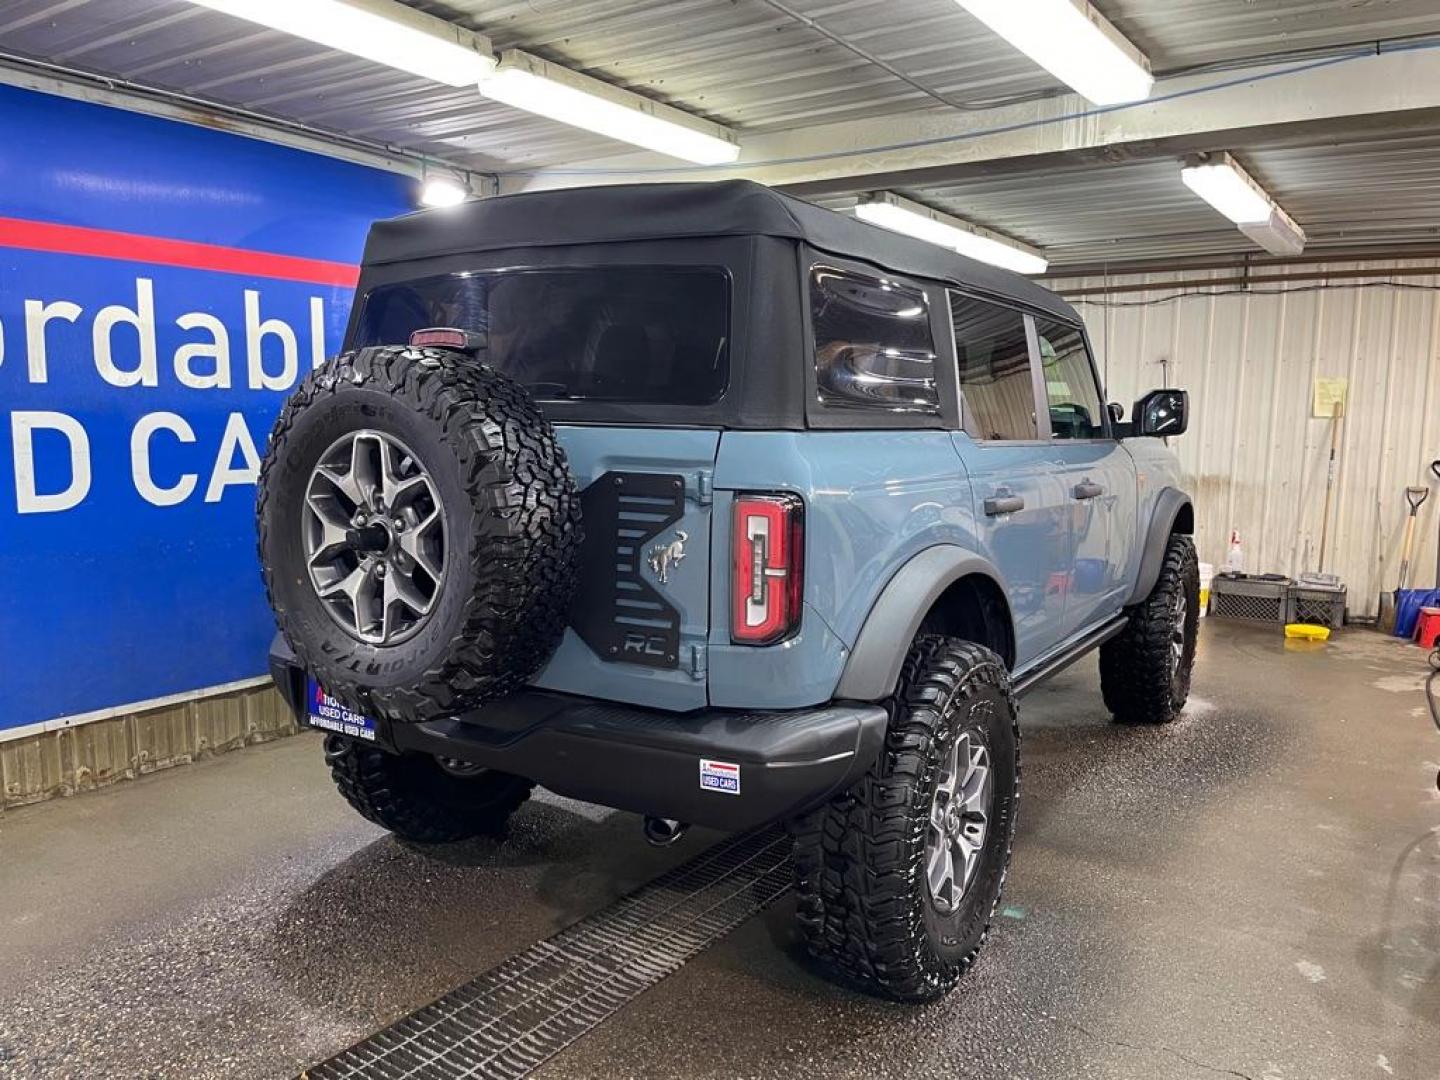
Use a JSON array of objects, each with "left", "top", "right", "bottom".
[
  {"left": 732, "top": 493, "right": 804, "bottom": 645},
  {"left": 408, "top": 326, "right": 485, "bottom": 353}
]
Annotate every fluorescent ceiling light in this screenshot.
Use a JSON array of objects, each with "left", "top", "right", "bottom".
[
  {"left": 854, "top": 192, "right": 1048, "bottom": 275},
  {"left": 1181, "top": 153, "right": 1305, "bottom": 255},
  {"left": 419, "top": 176, "right": 470, "bottom": 208},
  {"left": 953, "top": 0, "right": 1153, "bottom": 106},
  {"left": 1180, "top": 155, "right": 1274, "bottom": 224},
  {"left": 188, "top": 0, "right": 495, "bottom": 86},
  {"left": 478, "top": 50, "right": 740, "bottom": 165},
  {"left": 1240, "top": 210, "right": 1307, "bottom": 257}
]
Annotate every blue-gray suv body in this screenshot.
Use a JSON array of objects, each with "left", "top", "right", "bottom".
[{"left": 260, "top": 180, "right": 1198, "bottom": 1001}]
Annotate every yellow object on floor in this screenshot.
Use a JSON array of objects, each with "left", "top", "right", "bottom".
[{"left": 1285, "top": 623, "right": 1331, "bottom": 641}]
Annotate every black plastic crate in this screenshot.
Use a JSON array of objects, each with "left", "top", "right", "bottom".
[
  {"left": 1209, "top": 573, "right": 1290, "bottom": 623},
  {"left": 1286, "top": 575, "right": 1346, "bottom": 629}
]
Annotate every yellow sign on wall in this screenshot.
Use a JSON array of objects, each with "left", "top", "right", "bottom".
[{"left": 1312, "top": 377, "right": 1348, "bottom": 417}]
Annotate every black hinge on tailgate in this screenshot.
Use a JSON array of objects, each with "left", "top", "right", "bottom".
[{"left": 569, "top": 471, "right": 685, "bottom": 669}]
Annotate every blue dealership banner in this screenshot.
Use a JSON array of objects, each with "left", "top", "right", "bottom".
[{"left": 0, "top": 83, "right": 414, "bottom": 734}]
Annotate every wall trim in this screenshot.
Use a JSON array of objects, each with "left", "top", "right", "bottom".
[{"left": 1, "top": 676, "right": 273, "bottom": 745}]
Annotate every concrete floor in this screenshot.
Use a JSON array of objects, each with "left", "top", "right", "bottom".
[{"left": 1, "top": 620, "right": 1437, "bottom": 1079}]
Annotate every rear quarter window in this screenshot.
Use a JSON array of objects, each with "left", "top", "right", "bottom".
[
  {"left": 355, "top": 267, "right": 730, "bottom": 406},
  {"left": 809, "top": 265, "right": 938, "bottom": 414}
]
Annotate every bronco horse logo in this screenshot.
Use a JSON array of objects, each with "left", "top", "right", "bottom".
[{"left": 647, "top": 531, "right": 688, "bottom": 584}]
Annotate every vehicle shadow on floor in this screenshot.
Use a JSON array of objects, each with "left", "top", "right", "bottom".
[{"left": 261, "top": 795, "right": 721, "bottom": 1024}]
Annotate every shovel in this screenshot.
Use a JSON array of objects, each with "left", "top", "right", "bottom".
[
  {"left": 1381, "top": 484, "right": 1430, "bottom": 632},
  {"left": 1433, "top": 460, "right": 1440, "bottom": 586}
]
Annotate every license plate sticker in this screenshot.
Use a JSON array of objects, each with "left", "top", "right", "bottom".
[
  {"left": 306, "top": 679, "right": 377, "bottom": 741},
  {"left": 699, "top": 758, "right": 740, "bottom": 795}
]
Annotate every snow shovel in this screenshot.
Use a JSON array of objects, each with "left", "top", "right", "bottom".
[{"left": 1382, "top": 484, "right": 1430, "bottom": 632}]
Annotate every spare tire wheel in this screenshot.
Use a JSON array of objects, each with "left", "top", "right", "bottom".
[{"left": 257, "top": 344, "right": 582, "bottom": 724}]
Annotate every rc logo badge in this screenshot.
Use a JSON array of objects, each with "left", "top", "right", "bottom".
[{"left": 647, "top": 530, "right": 688, "bottom": 584}]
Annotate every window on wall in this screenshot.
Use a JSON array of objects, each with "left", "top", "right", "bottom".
[
  {"left": 810, "top": 266, "right": 938, "bottom": 413},
  {"left": 1035, "top": 318, "right": 1106, "bottom": 439},
  {"left": 949, "top": 292, "right": 1037, "bottom": 440}
]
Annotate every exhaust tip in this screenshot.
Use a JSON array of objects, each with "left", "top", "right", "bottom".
[{"left": 642, "top": 816, "right": 689, "bottom": 847}]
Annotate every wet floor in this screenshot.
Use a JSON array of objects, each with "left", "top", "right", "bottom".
[{"left": 1, "top": 620, "right": 1437, "bottom": 1079}]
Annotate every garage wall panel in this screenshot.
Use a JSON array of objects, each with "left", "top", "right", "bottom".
[
  {"left": 0, "top": 83, "right": 413, "bottom": 737},
  {"left": 1061, "top": 263, "right": 1440, "bottom": 616}
]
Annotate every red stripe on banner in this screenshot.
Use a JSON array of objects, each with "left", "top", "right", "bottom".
[{"left": 0, "top": 216, "right": 360, "bottom": 287}]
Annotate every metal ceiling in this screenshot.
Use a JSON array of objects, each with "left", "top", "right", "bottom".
[
  {"left": 815, "top": 129, "right": 1440, "bottom": 265},
  {"left": 6, "top": 0, "right": 1440, "bottom": 169},
  {"left": 2, "top": 0, "right": 1439, "bottom": 265}
]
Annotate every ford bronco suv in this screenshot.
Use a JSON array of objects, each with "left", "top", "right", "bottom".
[{"left": 259, "top": 180, "right": 1197, "bottom": 1003}]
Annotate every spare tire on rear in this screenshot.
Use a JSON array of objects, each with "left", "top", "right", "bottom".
[{"left": 257, "top": 344, "right": 582, "bottom": 724}]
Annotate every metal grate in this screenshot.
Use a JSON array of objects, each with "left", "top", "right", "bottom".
[{"left": 303, "top": 825, "right": 792, "bottom": 1080}]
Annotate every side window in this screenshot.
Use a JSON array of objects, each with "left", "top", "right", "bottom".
[
  {"left": 1034, "top": 318, "right": 1106, "bottom": 439},
  {"left": 810, "top": 266, "right": 938, "bottom": 413},
  {"left": 949, "top": 292, "right": 1037, "bottom": 440}
]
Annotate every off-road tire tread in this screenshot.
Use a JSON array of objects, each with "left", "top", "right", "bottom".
[
  {"left": 324, "top": 735, "right": 534, "bottom": 843},
  {"left": 257, "top": 345, "right": 581, "bottom": 724},
  {"left": 1099, "top": 533, "right": 1199, "bottom": 724},
  {"left": 790, "top": 637, "right": 1019, "bottom": 1002}
]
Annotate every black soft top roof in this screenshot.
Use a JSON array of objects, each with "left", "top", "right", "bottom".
[{"left": 362, "top": 179, "right": 1077, "bottom": 324}]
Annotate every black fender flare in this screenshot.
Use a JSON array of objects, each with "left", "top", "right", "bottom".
[
  {"left": 835, "top": 546, "right": 1010, "bottom": 701},
  {"left": 1124, "top": 487, "right": 1195, "bottom": 606}
]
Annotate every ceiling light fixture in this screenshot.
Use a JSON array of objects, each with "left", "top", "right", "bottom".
[
  {"left": 1181, "top": 153, "right": 1275, "bottom": 224},
  {"left": 952, "top": 0, "right": 1153, "bottom": 106},
  {"left": 1181, "top": 153, "right": 1306, "bottom": 255},
  {"left": 419, "top": 174, "right": 470, "bottom": 208},
  {"left": 854, "top": 192, "right": 1048, "bottom": 275},
  {"left": 187, "top": 0, "right": 495, "bottom": 87},
  {"left": 478, "top": 50, "right": 741, "bottom": 165}
]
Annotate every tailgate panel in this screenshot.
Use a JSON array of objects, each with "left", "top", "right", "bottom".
[{"left": 530, "top": 426, "right": 720, "bottom": 711}]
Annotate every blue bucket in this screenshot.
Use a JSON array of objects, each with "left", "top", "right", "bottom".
[{"left": 1395, "top": 589, "right": 1440, "bottom": 638}]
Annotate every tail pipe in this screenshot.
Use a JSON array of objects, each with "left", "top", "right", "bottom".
[{"left": 642, "top": 816, "right": 689, "bottom": 847}]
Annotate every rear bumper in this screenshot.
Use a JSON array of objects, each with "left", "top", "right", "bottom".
[{"left": 269, "top": 636, "right": 886, "bottom": 831}]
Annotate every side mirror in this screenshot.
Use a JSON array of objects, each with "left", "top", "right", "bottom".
[{"left": 1132, "top": 389, "right": 1189, "bottom": 437}]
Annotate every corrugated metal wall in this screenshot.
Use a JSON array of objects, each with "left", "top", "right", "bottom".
[
  {"left": 1054, "top": 260, "right": 1440, "bottom": 617},
  {"left": 0, "top": 686, "right": 297, "bottom": 811}
]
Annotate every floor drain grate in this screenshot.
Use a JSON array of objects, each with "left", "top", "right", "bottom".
[{"left": 302, "top": 824, "right": 792, "bottom": 1080}]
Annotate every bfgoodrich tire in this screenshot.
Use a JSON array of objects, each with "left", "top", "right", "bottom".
[
  {"left": 791, "top": 637, "right": 1020, "bottom": 1002},
  {"left": 1099, "top": 532, "right": 1200, "bottom": 724},
  {"left": 257, "top": 345, "right": 581, "bottom": 724},
  {"left": 324, "top": 735, "right": 533, "bottom": 843}
]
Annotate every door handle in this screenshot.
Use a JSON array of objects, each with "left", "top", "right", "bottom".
[
  {"left": 1072, "top": 481, "right": 1104, "bottom": 500},
  {"left": 984, "top": 494, "right": 1026, "bottom": 516}
]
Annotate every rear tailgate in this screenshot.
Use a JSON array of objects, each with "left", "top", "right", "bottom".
[{"left": 529, "top": 426, "right": 720, "bottom": 711}]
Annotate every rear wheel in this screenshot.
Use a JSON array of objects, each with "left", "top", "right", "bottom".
[
  {"left": 1100, "top": 533, "right": 1200, "bottom": 724},
  {"left": 791, "top": 637, "right": 1020, "bottom": 1002},
  {"left": 324, "top": 735, "right": 533, "bottom": 843}
]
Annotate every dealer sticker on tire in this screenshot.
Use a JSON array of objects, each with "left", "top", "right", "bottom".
[
  {"left": 306, "top": 679, "right": 377, "bottom": 741},
  {"left": 699, "top": 758, "right": 740, "bottom": 795}
]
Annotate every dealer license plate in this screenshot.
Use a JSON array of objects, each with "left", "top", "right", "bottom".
[{"left": 305, "top": 679, "right": 377, "bottom": 741}]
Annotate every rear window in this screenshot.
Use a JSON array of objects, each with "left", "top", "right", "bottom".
[
  {"left": 809, "top": 265, "right": 938, "bottom": 413},
  {"left": 355, "top": 267, "right": 730, "bottom": 405}
]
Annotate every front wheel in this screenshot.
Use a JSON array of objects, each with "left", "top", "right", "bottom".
[
  {"left": 1099, "top": 532, "right": 1200, "bottom": 724},
  {"left": 791, "top": 637, "right": 1020, "bottom": 1002}
]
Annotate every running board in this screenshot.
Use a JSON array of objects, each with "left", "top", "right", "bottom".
[{"left": 1013, "top": 614, "right": 1128, "bottom": 697}]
